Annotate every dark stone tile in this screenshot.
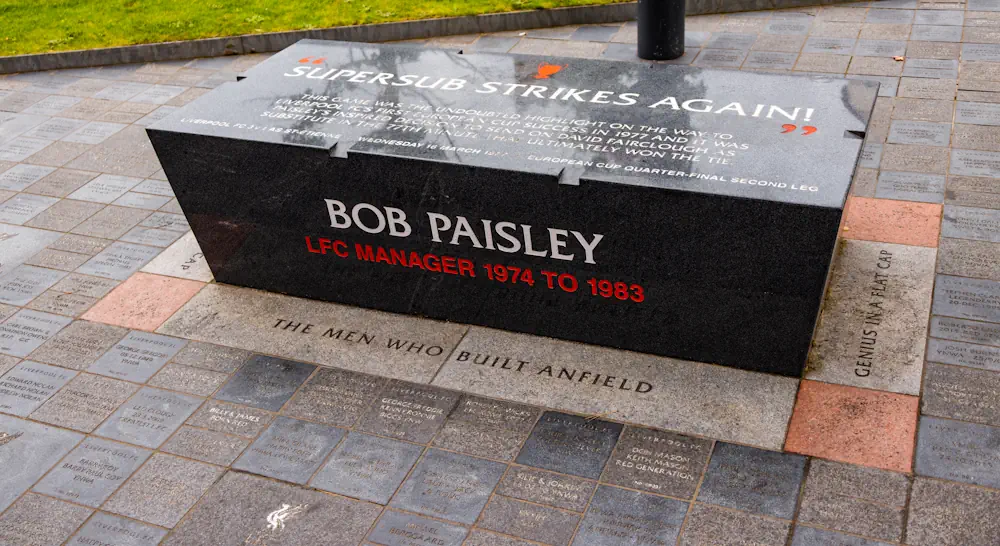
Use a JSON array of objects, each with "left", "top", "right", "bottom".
[
  {"left": 942, "top": 205, "right": 1000, "bottom": 242},
  {"left": 0, "top": 309, "right": 72, "bottom": 357},
  {"left": 0, "top": 414, "right": 83, "bottom": 511},
  {"left": 165, "top": 471, "right": 380, "bottom": 545},
  {"left": 103, "top": 453, "right": 223, "bottom": 528},
  {"left": 233, "top": 415, "right": 345, "bottom": 484},
  {"left": 569, "top": 25, "right": 620, "bottom": 42},
  {"left": 515, "top": 411, "right": 622, "bottom": 479},
  {"left": 368, "top": 510, "right": 468, "bottom": 546},
  {"left": 185, "top": 399, "right": 274, "bottom": 438},
  {"left": 696, "top": 442, "right": 806, "bottom": 519},
  {"left": 930, "top": 316, "right": 1000, "bottom": 347},
  {"left": 310, "top": 431, "right": 423, "bottom": 504},
  {"left": 168, "top": 340, "right": 249, "bottom": 373},
  {"left": 497, "top": 465, "right": 596, "bottom": 512},
  {"left": 0, "top": 493, "right": 92, "bottom": 546},
  {"left": 161, "top": 425, "right": 249, "bottom": 466},
  {"left": 432, "top": 394, "right": 538, "bottom": 460},
  {"left": 214, "top": 354, "right": 315, "bottom": 411},
  {"left": 88, "top": 330, "right": 186, "bottom": 382},
  {"left": 916, "top": 415, "right": 1000, "bottom": 488},
  {"left": 932, "top": 274, "right": 1000, "bottom": 323},
  {"left": 600, "top": 425, "right": 710, "bottom": 499},
  {"left": 797, "top": 459, "right": 908, "bottom": 542},
  {"left": 907, "top": 477, "right": 1000, "bottom": 545},
  {"left": 30, "top": 372, "right": 137, "bottom": 432},
  {"left": 679, "top": 503, "right": 791, "bottom": 546},
  {"left": 27, "top": 320, "right": 126, "bottom": 370},
  {"left": 357, "top": 380, "right": 459, "bottom": 443},
  {"left": 923, "top": 362, "right": 1000, "bottom": 426},
  {"left": 791, "top": 526, "right": 894, "bottom": 546},
  {"left": 67, "top": 512, "right": 167, "bottom": 546},
  {"left": 0, "top": 360, "right": 76, "bottom": 416},
  {"left": 390, "top": 448, "right": 506, "bottom": 524},
  {"left": 478, "top": 495, "right": 580, "bottom": 546},
  {"left": 572, "top": 485, "right": 688, "bottom": 546},
  {"left": 32, "top": 436, "right": 150, "bottom": 507},
  {"left": 875, "top": 171, "right": 946, "bottom": 202},
  {"left": 95, "top": 386, "right": 203, "bottom": 448},
  {"left": 282, "top": 367, "right": 385, "bottom": 427}
]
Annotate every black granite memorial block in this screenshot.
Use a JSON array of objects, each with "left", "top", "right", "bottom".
[
  {"left": 214, "top": 354, "right": 315, "bottom": 411},
  {"left": 148, "top": 40, "right": 877, "bottom": 376}
]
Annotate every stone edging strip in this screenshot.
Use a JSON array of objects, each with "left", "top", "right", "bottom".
[{"left": 0, "top": 0, "right": 850, "bottom": 75}]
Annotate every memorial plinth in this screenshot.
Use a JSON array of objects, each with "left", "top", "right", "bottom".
[{"left": 147, "top": 40, "right": 877, "bottom": 377}]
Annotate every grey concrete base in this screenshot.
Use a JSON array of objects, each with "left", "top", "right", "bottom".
[{"left": 1, "top": 0, "right": 857, "bottom": 75}]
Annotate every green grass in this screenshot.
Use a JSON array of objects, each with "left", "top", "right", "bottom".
[{"left": 0, "top": 0, "right": 625, "bottom": 57}]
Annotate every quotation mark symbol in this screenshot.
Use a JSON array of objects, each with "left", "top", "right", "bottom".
[
  {"left": 781, "top": 124, "right": 818, "bottom": 135},
  {"left": 298, "top": 57, "right": 326, "bottom": 64}
]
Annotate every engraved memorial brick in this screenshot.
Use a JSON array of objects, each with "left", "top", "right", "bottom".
[
  {"left": 479, "top": 496, "right": 580, "bottom": 546},
  {"left": 282, "top": 366, "right": 385, "bottom": 427},
  {"left": 103, "top": 453, "right": 223, "bottom": 528},
  {"left": 30, "top": 372, "right": 138, "bottom": 432},
  {"left": 887, "top": 121, "right": 951, "bottom": 146},
  {"left": 0, "top": 414, "right": 83, "bottom": 511},
  {"left": 930, "top": 316, "right": 1000, "bottom": 347},
  {"left": 875, "top": 171, "right": 946, "bottom": 202},
  {"left": 932, "top": 275, "right": 1000, "bottom": 323},
  {"left": 432, "top": 394, "right": 539, "bottom": 460},
  {"left": 573, "top": 485, "right": 688, "bottom": 546},
  {"left": 497, "top": 465, "right": 596, "bottom": 512},
  {"left": 391, "top": 448, "right": 506, "bottom": 524},
  {"left": 942, "top": 205, "right": 1000, "bottom": 242},
  {"left": 697, "top": 442, "right": 806, "bottom": 519},
  {"left": 915, "top": 416, "right": 1000, "bottom": 489},
  {"left": 67, "top": 512, "right": 167, "bottom": 546},
  {"left": 0, "top": 360, "right": 76, "bottom": 416},
  {"left": 368, "top": 511, "right": 469, "bottom": 546},
  {"left": 95, "top": 386, "right": 202, "bottom": 448},
  {"left": 928, "top": 337, "right": 1000, "bottom": 370},
  {"left": 923, "top": 362, "right": 1000, "bottom": 426},
  {"left": 33, "top": 436, "right": 151, "bottom": 507},
  {"left": 214, "top": 354, "right": 315, "bottom": 411},
  {"left": 356, "top": 381, "right": 459, "bottom": 443},
  {"left": 516, "top": 411, "right": 622, "bottom": 479},
  {"left": 88, "top": 330, "right": 186, "bottom": 382},
  {"left": 0, "top": 264, "right": 67, "bottom": 305},
  {"left": 600, "top": 425, "right": 710, "bottom": 499},
  {"left": 0, "top": 309, "right": 72, "bottom": 357},
  {"left": 76, "top": 242, "right": 162, "bottom": 280},
  {"left": 937, "top": 237, "right": 1000, "bottom": 281},
  {"left": 185, "top": 399, "right": 274, "bottom": 437},
  {"left": 233, "top": 415, "right": 345, "bottom": 483},
  {"left": 310, "top": 431, "right": 424, "bottom": 503}
]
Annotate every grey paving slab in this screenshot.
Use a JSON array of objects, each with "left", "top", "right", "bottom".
[
  {"left": 148, "top": 363, "right": 227, "bottom": 396},
  {"left": 963, "top": 43, "right": 1000, "bottom": 62},
  {"left": 24, "top": 198, "right": 105, "bottom": 232},
  {"left": 112, "top": 191, "right": 171, "bottom": 209},
  {"left": 103, "top": 453, "right": 223, "bottom": 528},
  {"left": 859, "top": 142, "right": 883, "bottom": 168},
  {"left": 0, "top": 355, "right": 16, "bottom": 376},
  {"left": 572, "top": 485, "right": 688, "bottom": 546},
  {"left": 310, "top": 431, "right": 424, "bottom": 504},
  {"left": 0, "top": 360, "right": 76, "bottom": 416},
  {"left": 62, "top": 121, "right": 126, "bottom": 144},
  {"left": 915, "top": 415, "right": 1000, "bottom": 488},
  {"left": 478, "top": 495, "right": 580, "bottom": 546},
  {"left": 915, "top": 9, "right": 963, "bottom": 25},
  {"left": 697, "top": 442, "right": 806, "bottom": 519},
  {"left": 923, "top": 361, "right": 1000, "bottom": 426},
  {"left": 185, "top": 399, "right": 273, "bottom": 438},
  {"left": 942, "top": 204, "right": 1000, "bottom": 242},
  {"left": 0, "top": 113, "right": 48, "bottom": 143},
  {"left": 796, "top": 52, "right": 852, "bottom": 72},
  {"left": 797, "top": 459, "right": 908, "bottom": 542},
  {"left": 26, "top": 289, "right": 99, "bottom": 317},
  {"left": 171, "top": 471, "right": 381, "bottom": 545},
  {"left": 368, "top": 510, "right": 468, "bottom": 546},
  {"left": 0, "top": 136, "right": 52, "bottom": 161},
  {"left": 168, "top": 340, "right": 247, "bottom": 373},
  {"left": 67, "top": 173, "right": 142, "bottom": 203},
  {"left": 600, "top": 425, "right": 710, "bottom": 499},
  {"left": 806, "top": 240, "right": 935, "bottom": 394},
  {"left": 937, "top": 237, "right": 1000, "bottom": 281},
  {"left": 158, "top": 284, "right": 467, "bottom": 383},
  {"left": 953, "top": 123, "right": 1000, "bottom": 153},
  {"left": 693, "top": 49, "right": 747, "bottom": 67},
  {"left": 131, "top": 178, "right": 172, "bottom": 196},
  {"left": 119, "top": 225, "right": 183, "bottom": 247},
  {"left": 0, "top": 193, "right": 58, "bottom": 224},
  {"left": 93, "top": 82, "right": 153, "bottom": 101},
  {"left": 956, "top": 101, "right": 1000, "bottom": 126},
  {"left": 0, "top": 264, "right": 67, "bottom": 305},
  {"left": 214, "top": 354, "right": 314, "bottom": 411},
  {"left": 569, "top": 25, "right": 620, "bottom": 42},
  {"left": 0, "top": 414, "right": 83, "bottom": 512},
  {"left": 912, "top": 24, "right": 963, "bottom": 42},
  {"left": 887, "top": 120, "right": 951, "bottom": 146},
  {"left": 0, "top": 308, "right": 73, "bottom": 357},
  {"left": 96, "top": 386, "right": 202, "bottom": 448},
  {"left": 88, "top": 330, "right": 186, "bottom": 382},
  {"left": 139, "top": 232, "right": 211, "bottom": 282},
  {"left": 791, "top": 526, "right": 894, "bottom": 546},
  {"left": 933, "top": 274, "right": 1000, "bottom": 323},
  {"left": 0, "top": 493, "right": 92, "bottom": 546},
  {"left": 25, "top": 249, "right": 94, "bottom": 272},
  {"left": 357, "top": 380, "right": 459, "bottom": 444},
  {"left": 281, "top": 366, "right": 385, "bottom": 427},
  {"left": 764, "top": 19, "right": 812, "bottom": 35},
  {"left": 432, "top": 394, "right": 538, "bottom": 460},
  {"left": 497, "top": 465, "right": 596, "bottom": 512},
  {"left": 70, "top": 205, "right": 152, "bottom": 239},
  {"left": 907, "top": 477, "right": 1000, "bottom": 545},
  {"left": 76, "top": 241, "right": 160, "bottom": 280},
  {"left": 433, "top": 327, "right": 797, "bottom": 450},
  {"left": 951, "top": 148, "right": 1000, "bottom": 177},
  {"left": 931, "top": 315, "right": 1000, "bottom": 346},
  {"left": 855, "top": 39, "right": 907, "bottom": 56},
  {"left": 66, "top": 512, "right": 167, "bottom": 546},
  {"left": 32, "top": 436, "right": 151, "bottom": 507},
  {"left": 391, "top": 448, "right": 506, "bottom": 524},
  {"left": 66, "top": 125, "right": 161, "bottom": 178},
  {"left": 24, "top": 168, "right": 97, "bottom": 197},
  {"left": 875, "top": 171, "right": 946, "bottom": 201},
  {"left": 233, "top": 415, "right": 345, "bottom": 484},
  {"left": 160, "top": 425, "right": 249, "bottom": 466},
  {"left": 706, "top": 32, "right": 757, "bottom": 50},
  {"left": 131, "top": 84, "right": 186, "bottom": 104},
  {"left": 49, "top": 233, "right": 112, "bottom": 255},
  {"left": 849, "top": 75, "right": 900, "bottom": 97},
  {"left": 902, "top": 58, "right": 959, "bottom": 78},
  {"left": 743, "top": 51, "right": 798, "bottom": 69},
  {"left": 515, "top": 411, "right": 622, "bottom": 479},
  {"left": 30, "top": 372, "right": 138, "bottom": 432},
  {"left": 28, "top": 320, "right": 126, "bottom": 370},
  {"left": 0, "top": 163, "right": 55, "bottom": 190},
  {"left": 679, "top": 503, "right": 791, "bottom": 546},
  {"left": 49, "top": 272, "right": 118, "bottom": 298}
]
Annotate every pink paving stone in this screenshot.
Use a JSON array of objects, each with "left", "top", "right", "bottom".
[
  {"left": 784, "top": 380, "right": 918, "bottom": 473},
  {"left": 82, "top": 272, "right": 204, "bottom": 331},
  {"left": 841, "top": 197, "right": 941, "bottom": 248}
]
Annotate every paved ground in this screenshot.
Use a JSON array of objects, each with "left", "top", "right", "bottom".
[{"left": 1, "top": 0, "right": 1000, "bottom": 544}]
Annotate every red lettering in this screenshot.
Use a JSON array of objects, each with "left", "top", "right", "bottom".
[
  {"left": 333, "top": 240, "right": 348, "bottom": 258},
  {"left": 355, "top": 244, "right": 375, "bottom": 261},
  {"left": 408, "top": 251, "right": 425, "bottom": 270},
  {"left": 305, "top": 236, "right": 322, "bottom": 254},
  {"left": 441, "top": 256, "right": 458, "bottom": 275},
  {"left": 318, "top": 238, "right": 332, "bottom": 253},
  {"left": 424, "top": 254, "right": 441, "bottom": 272},
  {"left": 457, "top": 259, "right": 475, "bottom": 277}
]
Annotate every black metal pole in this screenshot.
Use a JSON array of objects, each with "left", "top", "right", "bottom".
[{"left": 637, "top": 0, "right": 685, "bottom": 61}]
